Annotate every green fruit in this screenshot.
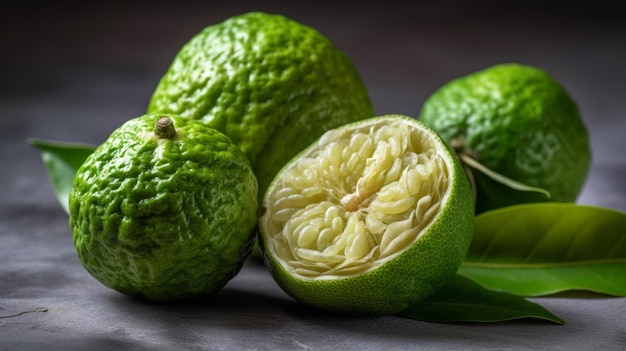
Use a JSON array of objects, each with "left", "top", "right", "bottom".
[
  {"left": 69, "top": 114, "right": 258, "bottom": 301},
  {"left": 259, "top": 115, "right": 475, "bottom": 315},
  {"left": 148, "top": 12, "right": 374, "bottom": 200},
  {"left": 419, "top": 63, "right": 591, "bottom": 213}
]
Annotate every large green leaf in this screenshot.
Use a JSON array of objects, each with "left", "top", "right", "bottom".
[
  {"left": 29, "top": 138, "right": 96, "bottom": 214},
  {"left": 459, "top": 203, "right": 626, "bottom": 296},
  {"left": 398, "top": 274, "right": 564, "bottom": 324}
]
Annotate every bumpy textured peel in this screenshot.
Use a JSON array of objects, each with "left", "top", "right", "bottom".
[
  {"left": 148, "top": 12, "right": 374, "bottom": 198},
  {"left": 259, "top": 115, "right": 475, "bottom": 315},
  {"left": 69, "top": 114, "right": 258, "bottom": 301},
  {"left": 419, "top": 63, "right": 591, "bottom": 213}
]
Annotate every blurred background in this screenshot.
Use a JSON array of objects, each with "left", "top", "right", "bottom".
[{"left": 2, "top": 0, "right": 625, "bottom": 211}]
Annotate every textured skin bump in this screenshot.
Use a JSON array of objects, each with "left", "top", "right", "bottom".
[
  {"left": 419, "top": 63, "right": 591, "bottom": 213},
  {"left": 147, "top": 12, "right": 374, "bottom": 198},
  {"left": 259, "top": 116, "right": 475, "bottom": 315},
  {"left": 69, "top": 114, "right": 258, "bottom": 301}
]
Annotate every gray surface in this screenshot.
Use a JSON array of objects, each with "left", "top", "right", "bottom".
[{"left": 2, "top": 1, "right": 626, "bottom": 350}]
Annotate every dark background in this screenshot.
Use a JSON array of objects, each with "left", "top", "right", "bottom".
[
  {"left": 3, "top": 0, "right": 625, "bottom": 211},
  {"left": 2, "top": 1, "right": 625, "bottom": 350}
]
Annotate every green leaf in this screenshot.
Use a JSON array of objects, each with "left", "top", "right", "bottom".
[
  {"left": 398, "top": 274, "right": 565, "bottom": 324},
  {"left": 459, "top": 203, "right": 626, "bottom": 296},
  {"left": 29, "top": 138, "right": 96, "bottom": 214},
  {"left": 459, "top": 153, "right": 551, "bottom": 198}
]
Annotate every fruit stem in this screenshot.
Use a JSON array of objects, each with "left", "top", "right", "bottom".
[
  {"left": 458, "top": 153, "right": 551, "bottom": 198},
  {"left": 155, "top": 116, "right": 176, "bottom": 139}
]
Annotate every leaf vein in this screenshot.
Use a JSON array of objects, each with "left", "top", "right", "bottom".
[{"left": 462, "top": 258, "right": 626, "bottom": 269}]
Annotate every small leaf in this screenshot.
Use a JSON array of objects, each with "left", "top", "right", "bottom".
[
  {"left": 398, "top": 274, "right": 565, "bottom": 324},
  {"left": 459, "top": 203, "right": 626, "bottom": 296},
  {"left": 29, "top": 138, "right": 96, "bottom": 214},
  {"left": 459, "top": 153, "right": 551, "bottom": 198}
]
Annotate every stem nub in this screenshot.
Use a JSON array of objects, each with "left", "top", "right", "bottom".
[{"left": 155, "top": 116, "right": 176, "bottom": 139}]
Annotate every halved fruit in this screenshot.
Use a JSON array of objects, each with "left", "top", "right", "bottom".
[{"left": 259, "top": 115, "right": 475, "bottom": 315}]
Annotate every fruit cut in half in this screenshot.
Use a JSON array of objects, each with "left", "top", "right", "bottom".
[{"left": 259, "top": 115, "right": 475, "bottom": 315}]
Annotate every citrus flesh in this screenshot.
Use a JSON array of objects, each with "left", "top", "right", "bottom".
[
  {"left": 148, "top": 12, "right": 374, "bottom": 199},
  {"left": 69, "top": 114, "right": 258, "bottom": 301},
  {"left": 259, "top": 115, "right": 474, "bottom": 315},
  {"left": 419, "top": 63, "right": 591, "bottom": 213}
]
